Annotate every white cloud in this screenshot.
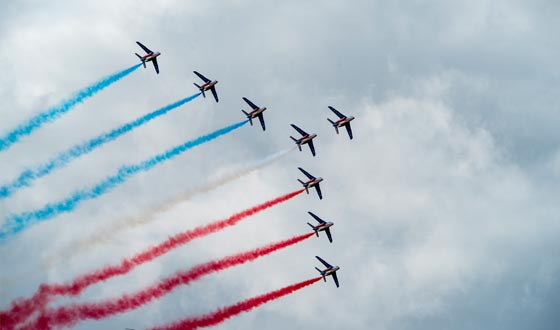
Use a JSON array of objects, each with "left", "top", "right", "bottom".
[{"left": 1, "top": 1, "right": 559, "bottom": 329}]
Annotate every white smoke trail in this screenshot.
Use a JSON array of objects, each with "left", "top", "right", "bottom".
[{"left": 45, "top": 147, "right": 295, "bottom": 268}]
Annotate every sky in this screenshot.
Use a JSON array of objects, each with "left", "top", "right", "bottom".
[{"left": 1, "top": 0, "right": 559, "bottom": 329}]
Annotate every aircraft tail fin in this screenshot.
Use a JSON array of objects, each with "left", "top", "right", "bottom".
[
  {"left": 242, "top": 110, "right": 252, "bottom": 125},
  {"left": 315, "top": 267, "right": 326, "bottom": 281},
  {"left": 135, "top": 53, "right": 146, "bottom": 68},
  {"left": 193, "top": 83, "right": 205, "bottom": 97},
  {"left": 328, "top": 119, "right": 339, "bottom": 134},
  {"left": 297, "top": 179, "right": 309, "bottom": 194},
  {"left": 307, "top": 222, "right": 319, "bottom": 236},
  {"left": 290, "top": 136, "right": 302, "bottom": 151}
]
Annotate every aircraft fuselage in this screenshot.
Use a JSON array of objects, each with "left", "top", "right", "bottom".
[
  {"left": 200, "top": 80, "right": 218, "bottom": 91},
  {"left": 297, "top": 134, "right": 317, "bottom": 145},
  {"left": 304, "top": 177, "right": 323, "bottom": 189},
  {"left": 248, "top": 107, "right": 266, "bottom": 118},
  {"left": 142, "top": 52, "right": 161, "bottom": 62},
  {"left": 334, "top": 116, "right": 354, "bottom": 127},
  {"left": 316, "top": 222, "right": 334, "bottom": 232},
  {"left": 323, "top": 266, "right": 340, "bottom": 277}
]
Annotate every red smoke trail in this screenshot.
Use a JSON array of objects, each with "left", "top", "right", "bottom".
[
  {"left": 0, "top": 189, "right": 304, "bottom": 329},
  {"left": 22, "top": 232, "right": 315, "bottom": 330},
  {"left": 151, "top": 277, "right": 322, "bottom": 330}
]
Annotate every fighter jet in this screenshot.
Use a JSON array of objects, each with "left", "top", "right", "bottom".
[
  {"left": 290, "top": 124, "right": 317, "bottom": 156},
  {"left": 307, "top": 211, "right": 334, "bottom": 243},
  {"left": 193, "top": 71, "right": 219, "bottom": 102},
  {"left": 241, "top": 97, "right": 267, "bottom": 131},
  {"left": 315, "top": 256, "right": 340, "bottom": 288},
  {"left": 135, "top": 41, "right": 161, "bottom": 74},
  {"left": 297, "top": 167, "right": 323, "bottom": 200},
  {"left": 327, "top": 106, "right": 355, "bottom": 139}
]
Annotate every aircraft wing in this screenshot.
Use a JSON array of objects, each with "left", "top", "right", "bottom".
[
  {"left": 308, "top": 140, "right": 316, "bottom": 157},
  {"left": 316, "top": 256, "right": 333, "bottom": 268},
  {"left": 332, "top": 272, "right": 340, "bottom": 288},
  {"left": 344, "top": 123, "right": 353, "bottom": 139},
  {"left": 291, "top": 124, "right": 308, "bottom": 136},
  {"left": 325, "top": 227, "right": 333, "bottom": 243},
  {"left": 328, "top": 106, "right": 346, "bottom": 119},
  {"left": 298, "top": 167, "right": 315, "bottom": 180},
  {"left": 315, "top": 183, "right": 323, "bottom": 200},
  {"left": 243, "top": 97, "right": 259, "bottom": 110},
  {"left": 194, "top": 71, "right": 211, "bottom": 83},
  {"left": 308, "top": 211, "right": 326, "bottom": 224},
  {"left": 257, "top": 113, "right": 266, "bottom": 131},
  {"left": 136, "top": 41, "right": 152, "bottom": 54},
  {"left": 152, "top": 58, "right": 160, "bottom": 74},
  {"left": 210, "top": 86, "right": 219, "bottom": 102}
]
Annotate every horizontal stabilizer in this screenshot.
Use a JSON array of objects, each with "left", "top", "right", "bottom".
[{"left": 135, "top": 53, "right": 146, "bottom": 68}]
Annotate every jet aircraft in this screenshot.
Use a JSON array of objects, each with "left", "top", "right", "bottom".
[
  {"left": 241, "top": 97, "right": 267, "bottom": 131},
  {"left": 290, "top": 124, "right": 317, "bottom": 156},
  {"left": 327, "top": 106, "right": 355, "bottom": 139},
  {"left": 307, "top": 211, "right": 334, "bottom": 243},
  {"left": 135, "top": 41, "right": 161, "bottom": 74},
  {"left": 193, "top": 71, "right": 219, "bottom": 102},
  {"left": 297, "top": 167, "right": 323, "bottom": 200},
  {"left": 315, "top": 256, "right": 340, "bottom": 288}
]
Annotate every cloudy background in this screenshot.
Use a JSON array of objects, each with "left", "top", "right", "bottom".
[{"left": 1, "top": 0, "right": 559, "bottom": 329}]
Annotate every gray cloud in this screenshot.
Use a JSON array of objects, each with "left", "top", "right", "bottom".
[{"left": 1, "top": 1, "right": 559, "bottom": 329}]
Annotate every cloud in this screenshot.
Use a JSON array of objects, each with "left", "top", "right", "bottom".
[{"left": 1, "top": 1, "right": 558, "bottom": 329}]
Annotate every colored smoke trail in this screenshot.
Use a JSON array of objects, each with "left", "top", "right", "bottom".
[
  {"left": 0, "top": 93, "right": 201, "bottom": 199},
  {"left": 151, "top": 277, "right": 322, "bottom": 330},
  {"left": 22, "top": 233, "right": 314, "bottom": 329},
  {"left": 0, "top": 189, "right": 304, "bottom": 327},
  {"left": 0, "top": 120, "right": 249, "bottom": 240},
  {"left": 0, "top": 64, "right": 141, "bottom": 152},
  {"left": 53, "top": 146, "right": 297, "bottom": 258}
]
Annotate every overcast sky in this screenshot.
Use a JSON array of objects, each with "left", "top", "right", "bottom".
[{"left": 1, "top": 1, "right": 559, "bottom": 329}]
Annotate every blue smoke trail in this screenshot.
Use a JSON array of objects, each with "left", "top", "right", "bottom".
[
  {"left": 0, "top": 120, "right": 249, "bottom": 240},
  {"left": 0, "top": 93, "right": 201, "bottom": 199},
  {"left": 0, "top": 64, "right": 141, "bottom": 152}
]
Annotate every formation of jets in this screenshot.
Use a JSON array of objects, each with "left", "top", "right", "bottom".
[{"left": 132, "top": 41, "right": 356, "bottom": 290}]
